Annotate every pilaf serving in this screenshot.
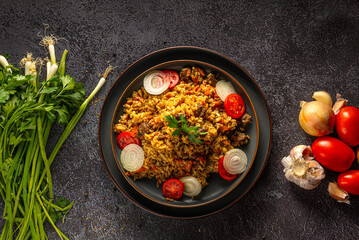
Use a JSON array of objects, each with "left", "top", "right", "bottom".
[{"left": 114, "top": 66, "right": 251, "bottom": 198}]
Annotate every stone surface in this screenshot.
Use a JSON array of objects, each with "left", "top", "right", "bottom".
[{"left": 1, "top": 0, "right": 359, "bottom": 239}]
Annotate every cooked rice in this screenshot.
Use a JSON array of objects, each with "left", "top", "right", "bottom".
[{"left": 114, "top": 67, "right": 251, "bottom": 187}]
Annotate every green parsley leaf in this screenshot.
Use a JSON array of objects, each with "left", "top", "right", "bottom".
[
  {"left": 39, "top": 87, "right": 58, "bottom": 94},
  {"left": 188, "top": 133, "right": 203, "bottom": 144},
  {"left": 164, "top": 115, "right": 179, "bottom": 128},
  {"left": 164, "top": 114, "right": 207, "bottom": 144},
  {"left": 172, "top": 128, "right": 182, "bottom": 136},
  {"left": 9, "top": 132, "right": 23, "bottom": 146},
  {"left": 0, "top": 89, "right": 10, "bottom": 104},
  {"left": 61, "top": 75, "right": 76, "bottom": 91},
  {"left": 49, "top": 197, "right": 73, "bottom": 223},
  {"left": 55, "top": 106, "right": 69, "bottom": 124}
]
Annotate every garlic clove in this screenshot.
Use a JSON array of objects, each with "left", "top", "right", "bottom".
[
  {"left": 281, "top": 155, "right": 292, "bottom": 169},
  {"left": 312, "top": 91, "right": 333, "bottom": 107},
  {"left": 328, "top": 182, "right": 350, "bottom": 204},
  {"left": 290, "top": 145, "right": 312, "bottom": 160},
  {"left": 332, "top": 93, "right": 348, "bottom": 115},
  {"left": 306, "top": 159, "right": 325, "bottom": 180}
]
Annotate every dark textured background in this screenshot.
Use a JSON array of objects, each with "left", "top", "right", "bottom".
[{"left": 1, "top": 0, "right": 359, "bottom": 239}]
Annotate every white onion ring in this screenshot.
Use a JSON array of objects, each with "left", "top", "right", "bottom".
[
  {"left": 120, "top": 144, "right": 144, "bottom": 172},
  {"left": 179, "top": 176, "right": 202, "bottom": 197},
  {"left": 215, "top": 80, "right": 236, "bottom": 102},
  {"left": 223, "top": 148, "right": 247, "bottom": 175},
  {"left": 143, "top": 70, "right": 170, "bottom": 95}
]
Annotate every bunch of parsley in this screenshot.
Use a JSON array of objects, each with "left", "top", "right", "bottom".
[
  {"left": 0, "top": 53, "right": 84, "bottom": 239},
  {"left": 164, "top": 114, "right": 208, "bottom": 144}
]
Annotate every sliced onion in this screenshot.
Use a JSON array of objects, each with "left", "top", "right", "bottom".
[
  {"left": 143, "top": 70, "right": 170, "bottom": 95},
  {"left": 179, "top": 176, "right": 202, "bottom": 197},
  {"left": 120, "top": 143, "right": 144, "bottom": 172},
  {"left": 215, "top": 80, "right": 236, "bottom": 102},
  {"left": 223, "top": 149, "right": 247, "bottom": 175}
]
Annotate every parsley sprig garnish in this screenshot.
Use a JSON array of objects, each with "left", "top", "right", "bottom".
[{"left": 164, "top": 114, "right": 208, "bottom": 144}]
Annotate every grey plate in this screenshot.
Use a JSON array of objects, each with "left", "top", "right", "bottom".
[
  {"left": 111, "top": 60, "right": 259, "bottom": 208},
  {"left": 99, "top": 47, "right": 272, "bottom": 218}
]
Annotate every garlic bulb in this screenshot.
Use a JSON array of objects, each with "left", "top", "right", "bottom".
[{"left": 282, "top": 145, "right": 325, "bottom": 190}]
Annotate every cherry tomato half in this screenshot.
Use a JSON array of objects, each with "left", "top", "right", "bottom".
[
  {"left": 163, "top": 70, "right": 179, "bottom": 89},
  {"left": 218, "top": 156, "right": 238, "bottom": 180},
  {"left": 312, "top": 136, "right": 355, "bottom": 172},
  {"left": 162, "top": 178, "right": 184, "bottom": 200},
  {"left": 224, "top": 93, "right": 245, "bottom": 119},
  {"left": 336, "top": 106, "right": 359, "bottom": 147},
  {"left": 116, "top": 132, "right": 140, "bottom": 150},
  {"left": 338, "top": 170, "right": 359, "bottom": 195}
]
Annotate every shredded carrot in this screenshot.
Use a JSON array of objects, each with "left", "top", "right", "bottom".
[
  {"left": 198, "top": 68, "right": 205, "bottom": 76},
  {"left": 213, "top": 102, "right": 222, "bottom": 108},
  {"left": 220, "top": 126, "right": 230, "bottom": 132},
  {"left": 135, "top": 166, "right": 146, "bottom": 173},
  {"left": 130, "top": 125, "right": 139, "bottom": 135},
  {"left": 191, "top": 75, "right": 198, "bottom": 83}
]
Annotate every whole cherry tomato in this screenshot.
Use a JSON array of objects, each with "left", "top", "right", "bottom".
[
  {"left": 336, "top": 106, "right": 359, "bottom": 147},
  {"left": 311, "top": 136, "right": 355, "bottom": 172},
  {"left": 338, "top": 170, "right": 359, "bottom": 195}
]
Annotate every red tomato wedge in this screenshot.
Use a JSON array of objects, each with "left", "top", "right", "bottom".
[
  {"left": 224, "top": 93, "right": 245, "bottom": 119},
  {"left": 218, "top": 156, "right": 238, "bottom": 180},
  {"left": 336, "top": 106, "right": 359, "bottom": 147},
  {"left": 312, "top": 136, "right": 355, "bottom": 172},
  {"left": 162, "top": 178, "right": 184, "bottom": 200},
  {"left": 338, "top": 170, "right": 359, "bottom": 195},
  {"left": 163, "top": 70, "right": 179, "bottom": 89},
  {"left": 116, "top": 132, "right": 140, "bottom": 150}
]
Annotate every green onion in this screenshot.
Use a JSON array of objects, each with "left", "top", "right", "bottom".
[{"left": 0, "top": 27, "right": 113, "bottom": 239}]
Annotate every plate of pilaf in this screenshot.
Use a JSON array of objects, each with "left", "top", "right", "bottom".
[{"left": 99, "top": 47, "right": 272, "bottom": 218}]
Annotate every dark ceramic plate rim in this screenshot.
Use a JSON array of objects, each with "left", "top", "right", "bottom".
[
  {"left": 98, "top": 46, "right": 272, "bottom": 218},
  {"left": 110, "top": 60, "right": 259, "bottom": 208}
]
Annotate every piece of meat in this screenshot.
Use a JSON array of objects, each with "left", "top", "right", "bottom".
[
  {"left": 204, "top": 73, "right": 218, "bottom": 86},
  {"left": 194, "top": 103, "right": 206, "bottom": 117},
  {"left": 136, "top": 121, "right": 151, "bottom": 137},
  {"left": 190, "top": 67, "right": 205, "bottom": 84},
  {"left": 240, "top": 113, "right": 252, "bottom": 128},
  {"left": 179, "top": 67, "right": 191, "bottom": 82},
  {"left": 231, "top": 132, "right": 250, "bottom": 147}
]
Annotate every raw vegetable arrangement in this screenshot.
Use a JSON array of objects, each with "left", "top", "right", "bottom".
[
  {"left": 282, "top": 91, "right": 359, "bottom": 203},
  {"left": 0, "top": 30, "right": 111, "bottom": 239},
  {"left": 114, "top": 66, "right": 251, "bottom": 201}
]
